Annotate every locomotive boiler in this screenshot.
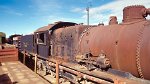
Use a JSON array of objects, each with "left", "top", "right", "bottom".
[
  {"left": 19, "top": 5, "right": 150, "bottom": 84},
  {"left": 79, "top": 5, "right": 150, "bottom": 80}
]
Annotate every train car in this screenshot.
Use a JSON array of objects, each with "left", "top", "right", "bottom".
[
  {"left": 8, "top": 34, "right": 22, "bottom": 44},
  {"left": 20, "top": 34, "right": 35, "bottom": 54},
  {"left": 13, "top": 36, "right": 21, "bottom": 48}
]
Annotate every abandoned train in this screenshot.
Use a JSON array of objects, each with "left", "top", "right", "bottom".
[{"left": 19, "top": 5, "right": 150, "bottom": 83}]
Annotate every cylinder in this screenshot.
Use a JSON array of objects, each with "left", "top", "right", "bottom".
[{"left": 123, "top": 5, "right": 146, "bottom": 23}]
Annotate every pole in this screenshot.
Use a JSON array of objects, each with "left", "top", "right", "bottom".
[
  {"left": 56, "top": 60, "right": 59, "bottom": 84},
  {"left": 86, "top": 1, "right": 92, "bottom": 26},
  {"left": 86, "top": 7, "right": 89, "bottom": 25},
  {"left": 23, "top": 50, "right": 26, "bottom": 64},
  {"left": 34, "top": 54, "right": 37, "bottom": 73}
]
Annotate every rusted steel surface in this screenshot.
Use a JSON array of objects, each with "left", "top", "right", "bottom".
[
  {"left": 0, "top": 48, "right": 18, "bottom": 62},
  {"left": 52, "top": 25, "right": 88, "bottom": 59},
  {"left": 79, "top": 5, "right": 150, "bottom": 80},
  {"left": 137, "top": 22, "right": 150, "bottom": 79},
  {"left": 123, "top": 5, "right": 147, "bottom": 22}
]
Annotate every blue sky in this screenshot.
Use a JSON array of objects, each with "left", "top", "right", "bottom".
[{"left": 0, "top": 0, "right": 150, "bottom": 37}]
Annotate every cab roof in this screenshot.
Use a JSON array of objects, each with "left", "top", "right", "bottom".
[{"left": 35, "top": 21, "right": 77, "bottom": 33}]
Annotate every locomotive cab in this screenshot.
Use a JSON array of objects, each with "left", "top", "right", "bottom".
[{"left": 34, "top": 21, "right": 77, "bottom": 59}]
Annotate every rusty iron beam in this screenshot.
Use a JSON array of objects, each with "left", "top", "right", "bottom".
[
  {"left": 48, "top": 57, "right": 150, "bottom": 84},
  {"left": 59, "top": 65, "right": 112, "bottom": 84},
  {"left": 47, "top": 58, "right": 112, "bottom": 84},
  {"left": 56, "top": 60, "right": 59, "bottom": 84}
]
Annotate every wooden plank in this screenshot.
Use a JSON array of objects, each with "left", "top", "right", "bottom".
[{"left": 0, "top": 49, "right": 18, "bottom": 62}]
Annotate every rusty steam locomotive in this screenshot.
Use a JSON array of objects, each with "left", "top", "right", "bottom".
[{"left": 19, "top": 5, "right": 150, "bottom": 83}]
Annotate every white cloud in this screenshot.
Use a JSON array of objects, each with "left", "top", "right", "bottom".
[
  {"left": 5, "top": 10, "right": 23, "bottom": 16},
  {"left": 71, "top": 8, "right": 84, "bottom": 13},
  {"left": 31, "top": 0, "right": 150, "bottom": 25},
  {"left": 0, "top": 5, "right": 23, "bottom": 16},
  {"left": 32, "top": 0, "right": 61, "bottom": 12},
  {"left": 47, "top": 15, "right": 85, "bottom": 24},
  {"left": 80, "top": 0, "right": 150, "bottom": 25}
]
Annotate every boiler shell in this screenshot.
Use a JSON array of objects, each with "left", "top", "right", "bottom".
[{"left": 79, "top": 20, "right": 150, "bottom": 79}]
